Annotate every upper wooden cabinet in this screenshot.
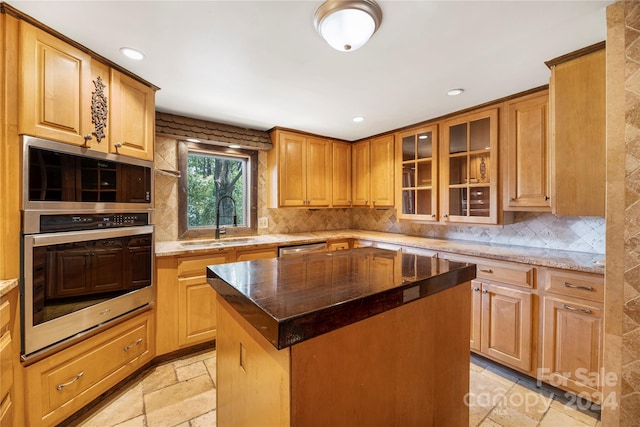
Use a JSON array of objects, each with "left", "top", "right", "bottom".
[
  {"left": 267, "top": 130, "right": 332, "bottom": 208},
  {"left": 352, "top": 135, "right": 394, "bottom": 208},
  {"left": 440, "top": 108, "right": 499, "bottom": 224},
  {"left": 110, "top": 70, "right": 155, "bottom": 161},
  {"left": 548, "top": 43, "right": 605, "bottom": 217},
  {"left": 503, "top": 90, "right": 550, "bottom": 211},
  {"left": 18, "top": 21, "right": 156, "bottom": 160},
  {"left": 396, "top": 125, "right": 438, "bottom": 221},
  {"left": 332, "top": 141, "right": 352, "bottom": 207}
]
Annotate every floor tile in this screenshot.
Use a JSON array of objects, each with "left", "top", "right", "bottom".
[
  {"left": 549, "top": 399, "right": 600, "bottom": 426},
  {"left": 487, "top": 406, "right": 538, "bottom": 427},
  {"left": 539, "top": 406, "right": 595, "bottom": 427},
  {"left": 144, "top": 374, "right": 216, "bottom": 427},
  {"left": 141, "top": 362, "right": 178, "bottom": 395},
  {"left": 175, "top": 360, "right": 208, "bottom": 382},
  {"left": 501, "top": 382, "right": 553, "bottom": 422},
  {"left": 113, "top": 415, "right": 146, "bottom": 427},
  {"left": 79, "top": 383, "right": 144, "bottom": 426}
]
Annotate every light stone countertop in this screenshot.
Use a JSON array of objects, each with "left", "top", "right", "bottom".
[
  {"left": 155, "top": 229, "right": 605, "bottom": 274},
  {"left": 0, "top": 278, "right": 19, "bottom": 298}
]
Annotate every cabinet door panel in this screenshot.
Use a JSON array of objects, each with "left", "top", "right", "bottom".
[
  {"left": 351, "top": 141, "right": 370, "bottom": 206},
  {"left": 178, "top": 276, "right": 217, "bottom": 347},
  {"left": 504, "top": 91, "right": 550, "bottom": 210},
  {"left": 278, "top": 132, "right": 307, "bottom": 206},
  {"left": 306, "top": 137, "right": 331, "bottom": 206},
  {"left": 19, "top": 22, "right": 89, "bottom": 145},
  {"left": 332, "top": 142, "right": 352, "bottom": 207},
  {"left": 370, "top": 135, "right": 394, "bottom": 207},
  {"left": 541, "top": 295, "right": 602, "bottom": 400},
  {"left": 110, "top": 70, "right": 155, "bottom": 160},
  {"left": 470, "top": 281, "right": 482, "bottom": 352},
  {"left": 481, "top": 283, "right": 532, "bottom": 372}
]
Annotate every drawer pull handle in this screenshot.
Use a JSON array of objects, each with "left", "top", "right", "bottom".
[
  {"left": 562, "top": 304, "right": 592, "bottom": 314},
  {"left": 124, "top": 338, "right": 143, "bottom": 352},
  {"left": 563, "top": 282, "right": 593, "bottom": 292},
  {"left": 479, "top": 268, "right": 493, "bottom": 273},
  {"left": 99, "top": 308, "right": 112, "bottom": 316},
  {"left": 57, "top": 372, "right": 84, "bottom": 391}
]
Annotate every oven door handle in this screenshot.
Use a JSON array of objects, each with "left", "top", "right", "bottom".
[{"left": 26, "top": 225, "right": 154, "bottom": 247}]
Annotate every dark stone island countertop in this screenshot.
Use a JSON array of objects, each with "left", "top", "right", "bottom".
[{"left": 207, "top": 247, "right": 476, "bottom": 350}]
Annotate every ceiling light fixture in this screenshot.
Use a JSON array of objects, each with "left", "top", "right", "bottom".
[
  {"left": 314, "top": 0, "right": 382, "bottom": 52},
  {"left": 120, "top": 47, "right": 145, "bottom": 60},
  {"left": 185, "top": 138, "right": 200, "bottom": 143},
  {"left": 229, "top": 144, "right": 242, "bottom": 149},
  {"left": 447, "top": 88, "right": 464, "bottom": 96},
  {"left": 353, "top": 116, "right": 365, "bottom": 123}
]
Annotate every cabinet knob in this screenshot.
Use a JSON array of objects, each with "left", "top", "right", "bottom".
[
  {"left": 114, "top": 142, "right": 123, "bottom": 149},
  {"left": 481, "top": 289, "right": 488, "bottom": 294},
  {"left": 509, "top": 197, "right": 515, "bottom": 202},
  {"left": 443, "top": 214, "right": 448, "bottom": 219},
  {"left": 431, "top": 214, "right": 436, "bottom": 218},
  {"left": 473, "top": 287, "right": 480, "bottom": 292},
  {"left": 544, "top": 196, "right": 550, "bottom": 201},
  {"left": 365, "top": 200, "right": 368, "bottom": 204}
]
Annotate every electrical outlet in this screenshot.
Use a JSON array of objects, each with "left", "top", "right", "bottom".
[{"left": 258, "top": 217, "right": 268, "bottom": 228}]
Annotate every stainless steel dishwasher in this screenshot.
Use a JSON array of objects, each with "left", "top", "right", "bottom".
[{"left": 278, "top": 242, "right": 327, "bottom": 257}]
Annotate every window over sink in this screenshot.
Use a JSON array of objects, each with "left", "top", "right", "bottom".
[{"left": 178, "top": 140, "right": 258, "bottom": 239}]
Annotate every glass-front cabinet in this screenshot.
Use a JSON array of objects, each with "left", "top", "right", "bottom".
[
  {"left": 396, "top": 125, "right": 438, "bottom": 221},
  {"left": 441, "top": 108, "right": 498, "bottom": 224}
]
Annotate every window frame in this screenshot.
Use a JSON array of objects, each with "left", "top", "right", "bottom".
[{"left": 178, "top": 140, "right": 258, "bottom": 239}]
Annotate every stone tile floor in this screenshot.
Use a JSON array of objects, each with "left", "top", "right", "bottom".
[{"left": 72, "top": 350, "right": 600, "bottom": 427}]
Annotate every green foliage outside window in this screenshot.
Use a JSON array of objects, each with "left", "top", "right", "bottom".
[{"left": 187, "top": 152, "right": 245, "bottom": 227}]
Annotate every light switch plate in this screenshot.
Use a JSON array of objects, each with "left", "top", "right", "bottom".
[{"left": 258, "top": 217, "right": 268, "bottom": 228}]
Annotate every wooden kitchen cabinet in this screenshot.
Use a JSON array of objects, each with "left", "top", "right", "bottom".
[
  {"left": 548, "top": 43, "right": 605, "bottom": 216},
  {"left": 440, "top": 108, "right": 499, "bottom": 224},
  {"left": 235, "top": 246, "right": 278, "bottom": 261},
  {"left": 267, "top": 130, "right": 332, "bottom": 208},
  {"left": 19, "top": 21, "right": 156, "bottom": 160},
  {"left": 24, "top": 310, "right": 153, "bottom": 427},
  {"left": 110, "top": 69, "right": 155, "bottom": 161},
  {"left": 503, "top": 90, "right": 551, "bottom": 211},
  {"left": 156, "top": 251, "right": 232, "bottom": 355},
  {"left": 0, "top": 286, "right": 19, "bottom": 427},
  {"left": 396, "top": 125, "right": 438, "bottom": 221},
  {"left": 352, "top": 135, "right": 394, "bottom": 208},
  {"left": 332, "top": 141, "right": 352, "bottom": 207},
  {"left": 540, "top": 268, "right": 603, "bottom": 402},
  {"left": 327, "top": 240, "right": 350, "bottom": 251},
  {"left": 441, "top": 253, "right": 535, "bottom": 374}
]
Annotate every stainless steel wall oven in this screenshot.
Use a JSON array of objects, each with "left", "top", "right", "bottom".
[{"left": 21, "top": 136, "right": 155, "bottom": 360}]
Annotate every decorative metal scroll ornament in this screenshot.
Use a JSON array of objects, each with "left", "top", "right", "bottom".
[
  {"left": 480, "top": 157, "right": 487, "bottom": 181},
  {"left": 91, "top": 76, "right": 108, "bottom": 142}
]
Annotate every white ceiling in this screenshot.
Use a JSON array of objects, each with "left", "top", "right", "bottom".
[{"left": 9, "top": 0, "right": 612, "bottom": 141}]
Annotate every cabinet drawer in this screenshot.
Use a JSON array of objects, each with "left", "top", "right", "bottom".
[
  {"left": 327, "top": 241, "right": 349, "bottom": 252},
  {"left": 178, "top": 252, "right": 232, "bottom": 277},
  {"left": 543, "top": 269, "right": 604, "bottom": 303},
  {"left": 41, "top": 322, "right": 148, "bottom": 414},
  {"left": 0, "top": 299, "right": 10, "bottom": 334},
  {"left": 475, "top": 261, "right": 533, "bottom": 288},
  {"left": 0, "top": 332, "right": 13, "bottom": 404},
  {"left": 236, "top": 247, "right": 278, "bottom": 261}
]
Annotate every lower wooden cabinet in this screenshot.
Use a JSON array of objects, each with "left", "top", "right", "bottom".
[
  {"left": 0, "top": 286, "right": 19, "bottom": 427},
  {"left": 539, "top": 268, "right": 604, "bottom": 403},
  {"left": 24, "top": 311, "right": 153, "bottom": 427},
  {"left": 476, "top": 280, "right": 533, "bottom": 373},
  {"left": 156, "top": 251, "right": 232, "bottom": 355}
]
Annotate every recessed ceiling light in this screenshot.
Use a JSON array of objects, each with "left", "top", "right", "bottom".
[
  {"left": 185, "top": 138, "right": 200, "bottom": 143},
  {"left": 447, "top": 88, "right": 464, "bottom": 96},
  {"left": 353, "top": 116, "right": 364, "bottom": 123},
  {"left": 229, "top": 144, "right": 242, "bottom": 149},
  {"left": 120, "top": 47, "right": 145, "bottom": 60}
]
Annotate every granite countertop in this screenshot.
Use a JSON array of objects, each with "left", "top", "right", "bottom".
[
  {"left": 207, "top": 247, "right": 476, "bottom": 349},
  {"left": 156, "top": 229, "right": 605, "bottom": 274},
  {"left": 0, "top": 278, "right": 19, "bottom": 298}
]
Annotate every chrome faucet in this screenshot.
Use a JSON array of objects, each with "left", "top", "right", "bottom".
[{"left": 215, "top": 195, "right": 237, "bottom": 239}]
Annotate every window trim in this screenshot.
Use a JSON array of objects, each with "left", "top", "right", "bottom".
[{"left": 178, "top": 140, "right": 258, "bottom": 239}]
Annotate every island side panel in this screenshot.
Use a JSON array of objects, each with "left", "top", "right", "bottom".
[
  {"left": 216, "top": 295, "right": 291, "bottom": 427},
  {"left": 290, "top": 281, "right": 471, "bottom": 427}
]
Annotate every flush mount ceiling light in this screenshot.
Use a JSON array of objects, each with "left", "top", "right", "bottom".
[
  {"left": 314, "top": 0, "right": 383, "bottom": 52},
  {"left": 353, "top": 116, "right": 365, "bottom": 123},
  {"left": 120, "top": 47, "right": 145, "bottom": 60},
  {"left": 447, "top": 88, "right": 464, "bottom": 96}
]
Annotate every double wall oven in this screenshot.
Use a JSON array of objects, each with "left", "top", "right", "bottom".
[{"left": 21, "top": 136, "right": 154, "bottom": 360}]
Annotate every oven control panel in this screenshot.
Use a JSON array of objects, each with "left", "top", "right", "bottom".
[{"left": 39, "top": 213, "right": 149, "bottom": 232}]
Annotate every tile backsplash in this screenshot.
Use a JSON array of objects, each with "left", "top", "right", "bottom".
[{"left": 155, "top": 139, "right": 605, "bottom": 254}]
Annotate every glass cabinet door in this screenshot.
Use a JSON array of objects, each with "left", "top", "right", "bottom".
[
  {"left": 396, "top": 125, "right": 438, "bottom": 221},
  {"left": 442, "top": 109, "right": 498, "bottom": 224}
]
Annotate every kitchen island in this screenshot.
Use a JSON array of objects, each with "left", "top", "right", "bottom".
[{"left": 207, "top": 247, "right": 476, "bottom": 427}]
